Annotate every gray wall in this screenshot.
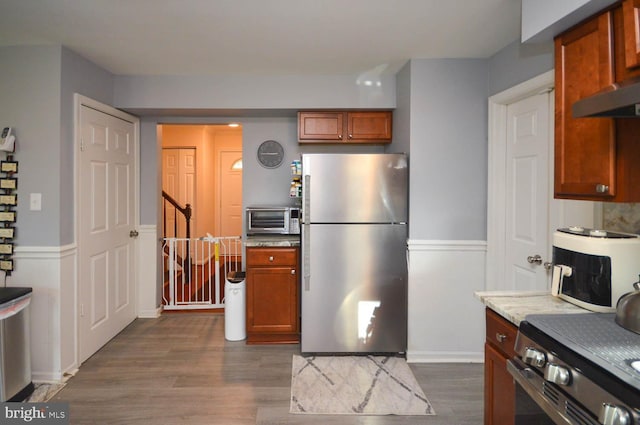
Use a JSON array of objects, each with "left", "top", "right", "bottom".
[
  {"left": 0, "top": 46, "right": 61, "bottom": 246},
  {"left": 114, "top": 74, "right": 397, "bottom": 112},
  {"left": 522, "top": 0, "right": 618, "bottom": 42},
  {"left": 60, "top": 47, "right": 115, "bottom": 244},
  {"left": 0, "top": 46, "right": 114, "bottom": 246},
  {"left": 487, "top": 39, "right": 554, "bottom": 96},
  {"left": 404, "top": 59, "right": 489, "bottom": 241}
]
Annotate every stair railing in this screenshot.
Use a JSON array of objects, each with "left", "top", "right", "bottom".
[{"left": 162, "top": 190, "right": 192, "bottom": 281}]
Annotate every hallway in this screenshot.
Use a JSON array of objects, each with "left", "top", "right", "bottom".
[{"left": 52, "top": 313, "right": 483, "bottom": 424}]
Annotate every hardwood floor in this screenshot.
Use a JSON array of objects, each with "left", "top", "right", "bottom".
[{"left": 52, "top": 313, "right": 483, "bottom": 424}]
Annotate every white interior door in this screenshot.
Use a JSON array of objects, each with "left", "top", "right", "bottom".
[
  {"left": 162, "top": 148, "right": 196, "bottom": 237},
  {"left": 505, "top": 92, "right": 551, "bottom": 290},
  {"left": 487, "top": 71, "right": 597, "bottom": 291},
  {"left": 79, "top": 104, "right": 137, "bottom": 363},
  {"left": 219, "top": 151, "right": 242, "bottom": 237}
]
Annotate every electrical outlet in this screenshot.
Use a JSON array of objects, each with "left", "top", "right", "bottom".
[{"left": 30, "top": 193, "right": 42, "bottom": 211}]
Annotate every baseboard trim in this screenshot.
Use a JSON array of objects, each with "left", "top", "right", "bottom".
[
  {"left": 406, "top": 351, "right": 484, "bottom": 364},
  {"left": 138, "top": 306, "right": 162, "bottom": 319},
  {"left": 408, "top": 239, "right": 487, "bottom": 252}
]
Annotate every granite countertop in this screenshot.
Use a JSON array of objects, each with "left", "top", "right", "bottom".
[
  {"left": 475, "top": 290, "right": 589, "bottom": 326},
  {"left": 245, "top": 235, "right": 301, "bottom": 247}
]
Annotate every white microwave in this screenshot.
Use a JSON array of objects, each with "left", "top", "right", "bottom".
[{"left": 246, "top": 207, "right": 300, "bottom": 235}]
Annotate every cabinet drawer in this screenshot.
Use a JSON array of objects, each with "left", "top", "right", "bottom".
[
  {"left": 486, "top": 308, "right": 518, "bottom": 358},
  {"left": 246, "top": 248, "right": 297, "bottom": 266}
]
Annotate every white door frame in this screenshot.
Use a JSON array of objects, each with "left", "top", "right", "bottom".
[
  {"left": 487, "top": 71, "right": 555, "bottom": 291},
  {"left": 486, "top": 70, "right": 601, "bottom": 291},
  {"left": 74, "top": 94, "right": 140, "bottom": 360}
]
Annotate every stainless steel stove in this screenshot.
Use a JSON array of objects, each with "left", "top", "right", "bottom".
[{"left": 508, "top": 313, "right": 640, "bottom": 425}]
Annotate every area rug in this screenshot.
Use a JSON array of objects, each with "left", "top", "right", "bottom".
[{"left": 290, "top": 355, "right": 435, "bottom": 415}]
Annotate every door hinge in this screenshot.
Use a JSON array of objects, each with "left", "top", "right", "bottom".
[
  {"left": 80, "top": 303, "right": 84, "bottom": 317},
  {"left": 80, "top": 137, "right": 84, "bottom": 152}
]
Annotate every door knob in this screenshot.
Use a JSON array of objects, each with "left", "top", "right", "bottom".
[
  {"left": 527, "top": 255, "right": 543, "bottom": 265},
  {"left": 129, "top": 230, "right": 139, "bottom": 238}
]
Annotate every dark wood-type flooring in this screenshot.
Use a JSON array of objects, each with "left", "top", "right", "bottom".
[{"left": 52, "top": 313, "right": 483, "bottom": 424}]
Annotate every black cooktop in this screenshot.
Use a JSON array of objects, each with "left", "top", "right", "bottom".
[{"left": 521, "top": 313, "right": 640, "bottom": 408}]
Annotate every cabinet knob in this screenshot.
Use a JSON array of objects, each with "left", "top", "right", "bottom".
[
  {"left": 291, "top": 269, "right": 296, "bottom": 275},
  {"left": 348, "top": 134, "right": 353, "bottom": 139},
  {"left": 269, "top": 256, "right": 274, "bottom": 262},
  {"left": 596, "top": 184, "right": 609, "bottom": 193},
  {"left": 496, "top": 333, "right": 507, "bottom": 343},
  {"left": 338, "top": 134, "right": 343, "bottom": 139}
]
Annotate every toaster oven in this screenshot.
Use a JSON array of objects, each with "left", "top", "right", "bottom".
[
  {"left": 246, "top": 206, "right": 300, "bottom": 235},
  {"left": 551, "top": 227, "right": 640, "bottom": 312}
]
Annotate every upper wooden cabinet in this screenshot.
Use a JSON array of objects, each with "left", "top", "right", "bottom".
[
  {"left": 623, "top": 0, "right": 640, "bottom": 69},
  {"left": 555, "top": 11, "right": 616, "bottom": 200},
  {"left": 554, "top": 6, "right": 640, "bottom": 202},
  {"left": 298, "top": 111, "right": 392, "bottom": 144}
]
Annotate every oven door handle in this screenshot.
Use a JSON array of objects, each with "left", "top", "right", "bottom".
[{"left": 507, "top": 358, "right": 576, "bottom": 425}]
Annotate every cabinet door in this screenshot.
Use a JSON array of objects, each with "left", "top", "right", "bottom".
[
  {"left": 346, "top": 111, "right": 392, "bottom": 142},
  {"left": 484, "top": 343, "right": 515, "bottom": 425},
  {"left": 246, "top": 266, "right": 298, "bottom": 334},
  {"left": 298, "top": 112, "right": 344, "bottom": 141},
  {"left": 624, "top": 0, "right": 640, "bottom": 69},
  {"left": 555, "top": 12, "right": 616, "bottom": 199}
]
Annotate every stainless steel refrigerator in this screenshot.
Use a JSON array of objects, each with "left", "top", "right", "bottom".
[{"left": 300, "top": 153, "right": 408, "bottom": 354}]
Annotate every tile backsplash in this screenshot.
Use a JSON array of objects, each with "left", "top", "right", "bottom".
[{"left": 603, "top": 203, "right": 640, "bottom": 234}]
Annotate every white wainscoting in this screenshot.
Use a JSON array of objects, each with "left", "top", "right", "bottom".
[
  {"left": 12, "top": 244, "right": 77, "bottom": 382},
  {"left": 407, "top": 239, "right": 487, "bottom": 363},
  {"left": 9, "top": 229, "right": 160, "bottom": 383}
]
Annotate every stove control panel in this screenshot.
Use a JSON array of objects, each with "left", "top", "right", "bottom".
[
  {"left": 599, "top": 403, "right": 631, "bottom": 425},
  {"left": 523, "top": 347, "right": 546, "bottom": 368},
  {"left": 544, "top": 363, "right": 571, "bottom": 386}
]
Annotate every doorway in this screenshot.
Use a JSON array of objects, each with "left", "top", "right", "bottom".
[
  {"left": 159, "top": 124, "right": 243, "bottom": 309},
  {"left": 160, "top": 124, "right": 242, "bottom": 239},
  {"left": 486, "top": 71, "right": 597, "bottom": 291}
]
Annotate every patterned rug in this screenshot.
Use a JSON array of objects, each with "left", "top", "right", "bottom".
[{"left": 290, "top": 355, "right": 435, "bottom": 415}]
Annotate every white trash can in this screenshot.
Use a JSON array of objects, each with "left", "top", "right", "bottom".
[{"left": 224, "top": 271, "right": 246, "bottom": 341}]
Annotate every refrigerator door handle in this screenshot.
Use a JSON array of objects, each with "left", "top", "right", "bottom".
[
  {"left": 303, "top": 173, "right": 311, "bottom": 290},
  {"left": 303, "top": 223, "right": 310, "bottom": 291},
  {"left": 303, "top": 174, "right": 310, "bottom": 224}
]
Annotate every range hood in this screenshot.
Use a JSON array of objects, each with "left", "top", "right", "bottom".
[{"left": 573, "top": 77, "right": 640, "bottom": 117}]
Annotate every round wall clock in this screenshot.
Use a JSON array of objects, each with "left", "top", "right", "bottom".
[{"left": 257, "top": 140, "right": 285, "bottom": 168}]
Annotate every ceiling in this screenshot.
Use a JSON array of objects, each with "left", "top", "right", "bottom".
[{"left": 0, "top": 0, "right": 522, "bottom": 77}]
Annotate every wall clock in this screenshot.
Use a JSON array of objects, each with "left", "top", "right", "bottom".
[{"left": 257, "top": 140, "right": 284, "bottom": 168}]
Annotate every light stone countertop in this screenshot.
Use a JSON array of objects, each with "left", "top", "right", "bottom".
[
  {"left": 475, "top": 290, "right": 590, "bottom": 326},
  {"left": 245, "top": 235, "right": 300, "bottom": 247}
]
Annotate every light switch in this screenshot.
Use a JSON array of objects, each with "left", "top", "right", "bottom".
[{"left": 30, "top": 193, "right": 42, "bottom": 211}]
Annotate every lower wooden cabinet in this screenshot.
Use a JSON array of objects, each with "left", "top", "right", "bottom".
[
  {"left": 245, "top": 247, "right": 299, "bottom": 344},
  {"left": 484, "top": 308, "right": 517, "bottom": 425}
]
